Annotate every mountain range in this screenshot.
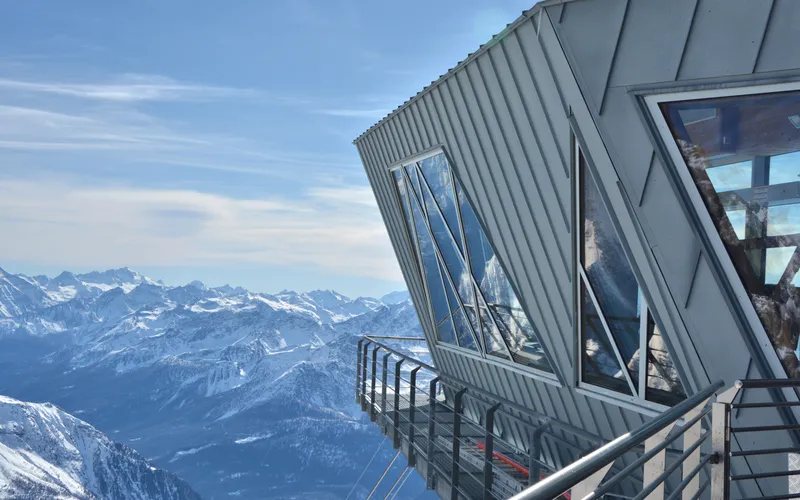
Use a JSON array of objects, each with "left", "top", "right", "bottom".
[
  {"left": 0, "top": 395, "right": 202, "bottom": 500},
  {"left": 0, "top": 266, "right": 431, "bottom": 499}
]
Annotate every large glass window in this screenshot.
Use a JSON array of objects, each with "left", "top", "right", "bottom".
[
  {"left": 577, "top": 148, "right": 687, "bottom": 406},
  {"left": 393, "top": 152, "right": 554, "bottom": 374},
  {"left": 660, "top": 89, "right": 800, "bottom": 378}
]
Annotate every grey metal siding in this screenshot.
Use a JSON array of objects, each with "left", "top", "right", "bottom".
[
  {"left": 354, "top": 6, "right": 652, "bottom": 454},
  {"left": 676, "top": 0, "right": 774, "bottom": 80},
  {"left": 755, "top": 0, "right": 800, "bottom": 73},
  {"left": 549, "top": 0, "right": 798, "bottom": 491},
  {"left": 355, "top": 2, "right": 798, "bottom": 491}
]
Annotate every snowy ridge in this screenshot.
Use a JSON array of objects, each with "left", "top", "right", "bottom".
[
  {"left": 0, "top": 266, "right": 426, "bottom": 499},
  {"left": 0, "top": 395, "right": 202, "bottom": 500}
]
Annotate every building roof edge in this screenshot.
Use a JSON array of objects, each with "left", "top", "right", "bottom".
[{"left": 352, "top": 0, "right": 576, "bottom": 146}]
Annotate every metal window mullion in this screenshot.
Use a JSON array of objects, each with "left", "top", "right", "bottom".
[
  {"left": 409, "top": 163, "right": 459, "bottom": 347},
  {"left": 416, "top": 161, "right": 473, "bottom": 272},
  {"left": 416, "top": 166, "right": 515, "bottom": 360},
  {"left": 579, "top": 266, "right": 638, "bottom": 396},
  {"left": 436, "top": 262, "right": 461, "bottom": 348},
  {"left": 397, "top": 170, "right": 441, "bottom": 340},
  {"left": 402, "top": 166, "right": 483, "bottom": 354},
  {"left": 449, "top": 163, "right": 472, "bottom": 274},
  {"left": 474, "top": 281, "right": 516, "bottom": 360},
  {"left": 448, "top": 162, "right": 487, "bottom": 353},
  {"left": 639, "top": 291, "right": 649, "bottom": 401},
  {"left": 473, "top": 282, "right": 488, "bottom": 353}
]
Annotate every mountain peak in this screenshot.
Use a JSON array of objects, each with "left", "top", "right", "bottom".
[
  {"left": 186, "top": 280, "right": 207, "bottom": 291},
  {"left": 0, "top": 395, "right": 203, "bottom": 500},
  {"left": 380, "top": 290, "right": 411, "bottom": 305}
]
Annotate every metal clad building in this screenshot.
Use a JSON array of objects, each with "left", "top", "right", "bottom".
[{"left": 354, "top": 0, "right": 800, "bottom": 497}]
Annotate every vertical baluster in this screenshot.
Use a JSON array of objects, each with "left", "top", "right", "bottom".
[
  {"left": 528, "top": 423, "right": 548, "bottom": 486},
  {"left": 381, "top": 352, "right": 391, "bottom": 432},
  {"left": 370, "top": 345, "right": 380, "bottom": 421},
  {"left": 427, "top": 377, "right": 440, "bottom": 490},
  {"left": 361, "top": 341, "right": 371, "bottom": 411},
  {"left": 355, "top": 339, "right": 363, "bottom": 404},
  {"left": 711, "top": 402, "right": 733, "bottom": 500},
  {"left": 408, "top": 366, "right": 421, "bottom": 466},
  {"left": 484, "top": 403, "right": 501, "bottom": 500},
  {"left": 393, "top": 359, "right": 404, "bottom": 449},
  {"left": 451, "top": 388, "right": 467, "bottom": 500},
  {"left": 711, "top": 385, "right": 739, "bottom": 500}
]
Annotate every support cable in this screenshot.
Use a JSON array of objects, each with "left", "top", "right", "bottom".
[
  {"left": 344, "top": 436, "right": 387, "bottom": 500},
  {"left": 387, "top": 468, "right": 413, "bottom": 500},
  {"left": 384, "top": 466, "right": 410, "bottom": 500},
  {"left": 366, "top": 450, "right": 402, "bottom": 500}
]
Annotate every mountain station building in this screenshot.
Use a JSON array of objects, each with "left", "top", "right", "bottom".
[{"left": 353, "top": 0, "right": 800, "bottom": 498}]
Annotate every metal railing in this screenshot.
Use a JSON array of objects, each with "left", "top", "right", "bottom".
[
  {"left": 356, "top": 336, "right": 614, "bottom": 499},
  {"left": 357, "top": 337, "right": 800, "bottom": 500},
  {"left": 510, "top": 380, "right": 723, "bottom": 500},
  {"left": 711, "top": 379, "right": 800, "bottom": 500}
]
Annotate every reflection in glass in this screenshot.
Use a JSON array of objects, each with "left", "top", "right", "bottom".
[
  {"left": 662, "top": 90, "right": 800, "bottom": 377},
  {"left": 581, "top": 284, "right": 631, "bottom": 395},
  {"left": 452, "top": 306, "right": 477, "bottom": 350},
  {"left": 420, "top": 178, "right": 474, "bottom": 304},
  {"left": 401, "top": 171, "right": 456, "bottom": 345},
  {"left": 419, "top": 154, "right": 464, "bottom": 254},
  {"left": 582, "top": 160, "right": 640, "bottom": 386},
  {"left": 646, "top": 317, "right": 687, "bottom": 406},
  {"left": 392, "top": 153, "right": 554, "bottom": 373},
  {"left": 577, "top": 150, "right": 687, "bottom": 404}
]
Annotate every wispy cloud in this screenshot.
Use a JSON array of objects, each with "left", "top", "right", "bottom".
[
  {"left": 0, "top": 104, "right": 357, "bottom": 179},
  {"left": 314, "top": 108, "right": 390, "bottom": 119},
  {"left": 307, "top": 186, "right": 378, "bottom": 207},
  {"left": 0, "top": 178, "right": 400, "bottom": 281},
  {"left": 0, "top": 74, "right": 257, "bottom": 102}
]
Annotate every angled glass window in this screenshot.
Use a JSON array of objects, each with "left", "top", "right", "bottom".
[
  {"left": 659, "top": 89, "right": 800, "bottom": 378},
  {"left": 392, "top": 152, "right": 554, "bottom": 374},
  {"left": 577, "top": 148, "right": 687, "bottom": 406}
]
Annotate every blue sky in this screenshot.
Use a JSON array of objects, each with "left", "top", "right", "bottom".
[{"left": 0, "top": 0, "right": 534, "bottom": 298}]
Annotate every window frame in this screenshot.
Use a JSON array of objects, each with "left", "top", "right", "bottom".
[
  {"left": 643, "top": 81, "right": 800, "bottom": 383},
  {"left": 389, "top": 147, "right": 562, "bottom": 385},
  {"left": 573, "top": 138, "right": 686, "bottom": 411}
]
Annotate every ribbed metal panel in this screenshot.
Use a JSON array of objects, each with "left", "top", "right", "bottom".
[
  {"left": 549, "top": 0, "right": 799, "bottom": 494},
  {"left": 356, "top": 1, "right": 799, "bottom": 494}
]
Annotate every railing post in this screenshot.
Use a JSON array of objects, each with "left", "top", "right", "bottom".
[
  {"left": 361, "top": 341, "right": 371, "bottom": 411},
  {"left": 528, "top": 423, "right": 549, "bottom": 486},
  {"left": 451, "top": 388, "right": 467, "bottom": 500},
  {"left": 370, "top": 345, "right": 380, "bottom": 421},
  {"left": 408, "top": 366, "right": 421, "bottom": 466},
  {"left": 381, "top": 352, "right": 391, "bottom": 431},
  {"left": 393, "top": 359, "right": 404, "bottom": 449},
  {"left": 711, "top": 404, "right": 733, "bottom": 500},
  {"left": 356, "top": 339, "right": 364, "bottom": 404},
  {"left": 484, "top": 403, "right": 502, "bottom": 500},
  {"left": 710, "top": 384, "right": 740, "bottom": 500},
  {"left": 427, "top": 377, "right": 440, "bottom": 490}
]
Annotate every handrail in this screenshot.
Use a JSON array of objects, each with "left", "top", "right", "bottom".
[
  {"left": 362, "top": 335, "right": 436, "bottom": 372},
  {"left": 510, "top": 380, "right": 725, "bottom": 500},
  {"left": 733, "top": 378, "right": 800, "bottom": 389},
  {"left": 362, "top": 335, "right": 605, "bottom": 446},
  {"left": 364, "top": 335, "right": 428, "bottom": 341}
]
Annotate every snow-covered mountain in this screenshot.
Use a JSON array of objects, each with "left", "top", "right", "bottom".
[
  {"left": 0, "top": 266, "right": 430, "bottom": 499},
  {"left": 0, "top": 395, "right": 202, "bottom": 500}
]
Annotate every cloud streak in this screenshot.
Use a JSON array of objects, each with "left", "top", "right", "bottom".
[
  {"left": 0, "top": 104, "right": 358, "bottom": 180},
  {"left": 0, "top": 178, "right": 400, "bottom": 281},
  {"left": 0, "top": 74, "right": 257, "bottom": 102},
  {"left": 314, "top": 108, "right": 390, "bottom": 118}
]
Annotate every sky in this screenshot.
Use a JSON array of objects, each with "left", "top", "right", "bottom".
[{"left": 0, "top": 0, "right": 535, "bottom": 299}]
